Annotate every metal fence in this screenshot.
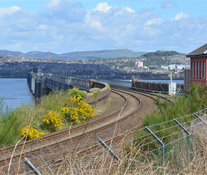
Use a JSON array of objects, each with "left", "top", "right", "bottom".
[
  {"left": 1, "top": 109, "right": 207, "bottom": 174},
  {"left": 97, "top": 79, "right": 131, "bottom": 88},
  {"left": 97, "top": 79, "right": 170, "bottom": 94}
]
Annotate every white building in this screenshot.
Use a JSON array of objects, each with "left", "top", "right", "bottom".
[
  {"left": 161, "top": 64, "right": 190, "bottom": 70},
  {"left": 135, "top": 61, "right": 143, "bottom": 69}
]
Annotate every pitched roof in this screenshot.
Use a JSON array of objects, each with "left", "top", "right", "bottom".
[{"left": 187, "top": 43, "right": 207, "bottom": 57}]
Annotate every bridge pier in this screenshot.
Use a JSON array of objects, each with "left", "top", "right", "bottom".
[
  {"left": 27, "top": 70, "right": 92, "bottom": 102},
  {"left": 27, "top": 70, "right": 110, "bottom": 104},
  {"left": 27, "top": 72, "right": 43, "bottom": 102},
  {"left": 34, "top": 80, "right": 42, "bottom": 102}
]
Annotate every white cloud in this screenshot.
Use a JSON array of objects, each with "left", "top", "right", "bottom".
[
  {"left": 37, "top": 25, "right": 48, "bottom": 30},
  {"left": 92, "top": 2, "right": 112, "bottom": 13},
  {"left": 161, "top": 1, "right": 177, "bottom": 9},
  {"left": 145, "top": 18, "right": 162, "bottom": 26},
  {"left": 84, "top": 14, "right": 104, "bottom": 31},
  {"left": 44, "top": 0, "right": 85, "bottom": 23},
  {"left": 125, "top": 7, "right": 135, "bottom": 13},
  {"left": 172, "top": 12, "right": 189, "bottom": 21},
  {"left": 0, "top": 1, "right": 206, "bottom": 53},
  {"left": 0, "top": 6, "right": 21, "bottom": 17},
  {"left": 46, "top": 0, "right": 62, "bottom": 9}
]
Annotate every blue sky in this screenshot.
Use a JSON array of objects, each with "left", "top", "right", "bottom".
[{"left": 0, "top": 0, "right": 207, "bottom": 54}]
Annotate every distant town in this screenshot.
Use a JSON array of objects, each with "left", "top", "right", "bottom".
[{"left": 0, "top": 50, "right": 190, "bottom": 79}]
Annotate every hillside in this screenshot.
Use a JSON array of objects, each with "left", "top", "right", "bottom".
[
  {"left": 59, "top": 49, "right": 145, "bottom": 59},
  {"left": 0, "top": 49, "right": 144, "bottom": 60},
  {"left": 0, "top": 50, "right": 22, "bottom": 58},
  {"left": 141, "top": 50, "right": 186, "bottom": 66},
  {"left": 142, "top": 50, "right": 183, "bottom": 57}
]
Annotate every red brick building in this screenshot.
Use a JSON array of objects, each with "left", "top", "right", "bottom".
[{"left": 187, "top": 43, "right": 207, "bottom": 86}]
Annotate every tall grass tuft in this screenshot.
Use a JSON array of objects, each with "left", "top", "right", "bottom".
[
  {"left": 132, "top": 84, "right": 207, "bottom": 152},
  {"left": 143, "top": 84, "right": 207, "bottom": 127},
  {"left": 0, "top": 99, "right": 26, "bottom": 147}
]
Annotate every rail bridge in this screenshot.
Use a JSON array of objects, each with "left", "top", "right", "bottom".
[
  {"left": 27, "top": 69, "right": 183, "bottom": 102},
  {"left": 27, "top": 69, "right": 109, "bottom": 102}
]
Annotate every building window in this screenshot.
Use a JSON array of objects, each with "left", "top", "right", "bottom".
[
  {"left": 195, "top": 62, "right": 197, "bottom": 79},
  {"left": 192, "top": 62, "right": 194, "bottom": 79},
  {"left": 201, "top": 62, "right": 203, "bottom": 79},
  {"left": 198, "top": 62, "right": 200, "bottom": 79},
  {"left": 194, "top": 62, "right": 196, "bottom": 79},
  {"left": 204, "top": 61, "right": 206, "bottom": 79}
]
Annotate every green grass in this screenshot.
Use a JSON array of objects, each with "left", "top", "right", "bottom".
[
  {"left": 143, "top": 84, "right": 207, "bottom": 126},
  {"left": 0, "top": 88, "right": 100, "bottom": 148},
  {"left": 0, "top": 100, "right": 26, "bottom": 147},
  {"left": 0, "top": 90, "right": 72, "bottom": 147},
  {"left": 133, "top": 84, "right": 207, "bottom": 150},
  {"left": 127, "top": 84, "right": 207, "bottom": 170}
]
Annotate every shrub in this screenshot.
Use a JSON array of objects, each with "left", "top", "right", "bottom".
[
  {"left": 69, "top": 87, "right": 87, "bottom": 101},
  {"left": 0, "top": 100, "right": 29, "bottom": 146},
  {"left": 61, "top": 96, "right": 95, "bottom": 124},
  {"left": 20, "top": 126, "right": 45, "bottom": 140},
  {"left": 42, "top": 110, "right": 63, "bottom": 132},
  {"left": 133, "top": 84, "right": 207, "bottom": 150},
  {"left": 0, "top": 88, "right": 96, "bottom": 147}
]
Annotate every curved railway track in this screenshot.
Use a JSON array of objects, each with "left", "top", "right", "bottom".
[
  {"left": 0, "top": 91, "right": 127, "bottom": 158},
  {"left": 75, "top": 87, "right": 174, "bottom": 156},
  {"left": 0, "top": 87, "right": 173, "bottom": 174}
]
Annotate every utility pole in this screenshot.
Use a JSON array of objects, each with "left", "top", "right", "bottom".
[
  {"left": 169, "top": 69, "right": 176, "bottom": 96},
  {"left": 170, "top": 70, "right": 172, "bottom": 85}
]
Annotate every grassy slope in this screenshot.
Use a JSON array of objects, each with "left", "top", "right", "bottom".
[{"left": 0, "top": 90, "right": 77, "bottom": 147}]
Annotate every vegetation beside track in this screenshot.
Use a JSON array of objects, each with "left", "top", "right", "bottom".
[
  {"left": 133, "top": 84, "right": 207, "bottom": 145},
  {"left": 129, "top": 84, "right": 207, "bottom": 174},
  {"left": 143, "top": 84, "right": 207, "bottom": 126},
  {"left": 0, "top": 88, "right": 97, "bottom": 147}
]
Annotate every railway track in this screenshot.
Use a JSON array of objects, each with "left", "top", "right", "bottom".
[
  {"left": 38, "top": 88, "right": 175, "bottom": 173},
  {"left": 113, "top": 87, "right": 175, "bottom": 104},
  {"left": 74, "top": 88, "right": 174, "bottom": 157},
  {"left": 0, "top": 87, "right": 172, "bottom": 174},
  {"left": 0, "top": 91, "right": 126, "bottom": 157}
]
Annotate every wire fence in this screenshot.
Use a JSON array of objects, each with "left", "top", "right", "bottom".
[{"left": 1, "top": 108, "right": 207, "bottom": 174}]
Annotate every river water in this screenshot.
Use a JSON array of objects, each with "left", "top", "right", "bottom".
[
  {"left": 117, "top": 79, "right": 184, "bottom": 84},
  {"left": 138, "top": 79, "right": 184, "bottom": 84},
  {"left": 0, "top": 78, "right": 33, "bottom": 112}
]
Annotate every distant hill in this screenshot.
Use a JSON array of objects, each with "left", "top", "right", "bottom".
[
  {"left": 0, "top": 49, "right": 145, "bottom": 60},
  {"left": 141, "top": 50, "right": 186, "bottom": 67},
  {"left": 0, "top": 50, "right": 23, "bottom": 58},
  {"left": 23, "top": 51, "right": 59, "bottom": 59},
  {"left": 59, "top": 49, "right": 145, "bottom": 59},
  {"left": 142, "top": 50, "right": 184, "bottom": 57}
]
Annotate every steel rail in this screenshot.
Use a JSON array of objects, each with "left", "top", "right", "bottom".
[
  {"left": 0, "top": 87, "right": 172, "bottom": 174},
  {"left": 0, "top": 90, "right": 132, "bottom": 168}
]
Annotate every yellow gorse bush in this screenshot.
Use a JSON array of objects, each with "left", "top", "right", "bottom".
[
  {"left": 19, "top": 89, "right": 97, "bottom": 140},
  {"left": 20, "top": 126, "right": 45, "bottom": 140},
  {"left": 61, "top": 96, "right": 95, "bottom": 124},
  {"left": 43, "top": 110, "right": 63, "bottom": 131}
]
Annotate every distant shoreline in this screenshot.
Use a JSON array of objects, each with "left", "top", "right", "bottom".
[
  {"left": 133, "top": 78, "right": 184, "bottom": 80},
  {"left": 0, "top": 77, "right": 26, "bottom": 79},
  {"left": 0, "top": 77, "right": 184, "bottom": 80}
]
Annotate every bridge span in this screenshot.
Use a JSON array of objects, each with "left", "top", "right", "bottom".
[
  {"left": 27, "top": 69, "right": 183, "bottom": 102},
  {"left": 27, "top": 69, "right": 109, "bottom": 103}
]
